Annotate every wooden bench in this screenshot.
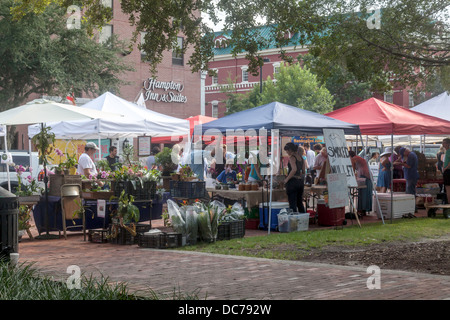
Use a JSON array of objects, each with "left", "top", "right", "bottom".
[{"left": 424, "top": 203, "right": 450, "bottom": 219}]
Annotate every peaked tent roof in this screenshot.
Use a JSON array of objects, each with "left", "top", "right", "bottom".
[
  {"left": 325, "top": 97, "right": 450, "bottom": 135},
  {"left": 199, "top": 101, "right": 361, "bottom": 136},
  {"left": 28, "top": 92, "right": 190, "bottom": 139},
  {"left": 151, "top": 115, "right": 217, "bottom": 143},
  {"left": 410, "top": 92, "right": 450, "bottom": 121}
]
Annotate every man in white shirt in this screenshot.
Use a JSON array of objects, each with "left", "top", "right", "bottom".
[
  {"left": 76, "top": 142, "right": 102, "bottom": 186},
  {"left": 304, "top": 144, "right": 315, "bottom": 171}
]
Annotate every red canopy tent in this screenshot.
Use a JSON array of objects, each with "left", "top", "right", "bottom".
[
  {"left": 326, "top": 97, "right": 450, "bottom": 223},
  {"left": 151, "top": 115, "right": 217, "bottom": 144},
  {"left": 325, "top": 97, "right": 450, "bottom": 135}
]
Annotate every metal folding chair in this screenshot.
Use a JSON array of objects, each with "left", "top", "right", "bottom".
[{"left": 61, "top": 184, "right": 85, "bottom": 240}]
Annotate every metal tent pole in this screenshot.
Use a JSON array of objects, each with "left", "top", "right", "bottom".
[{"left": 268, "top": 130, "right": 275, "bottom": 235}]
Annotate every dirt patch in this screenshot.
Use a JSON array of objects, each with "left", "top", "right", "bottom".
[{"left": 290, "top": 238, "right": 450, "bottom": 275}]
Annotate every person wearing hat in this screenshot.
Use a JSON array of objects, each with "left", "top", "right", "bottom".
[
  {"left": 394, "top": 147, "right": 419, "bottom": 196},
  {"left": 76, "top": 142, "right": 103, "bottom": 186},
  {"left": 376, "top": 147, "right": 394, "bottom": 193},
  {"left": 216, "top": 159, "right": 238, "bottom": 187}
]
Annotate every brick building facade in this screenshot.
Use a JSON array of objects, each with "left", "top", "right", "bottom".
[
  {"left": 205, "top": 27, "right": 415, "bottom": 118},
  {"left": 12, "top": 0, "right": 203, "bottom": 150}
]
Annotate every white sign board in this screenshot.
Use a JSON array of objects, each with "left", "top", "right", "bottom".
[
  {"left": 97, "top": 199, "right": 106, "bottom": 218},
  {"left": 323, "top": 129, "right": 357, "bottom": 187},
  {"left": 326, "top": 173, "right": 349, "bottom": 209},
  {"left": 1, "top": 152, "right": 12, "bottom": 164},
  {"left": 0, "top": 125, "right": 6, "bottom": 137}
]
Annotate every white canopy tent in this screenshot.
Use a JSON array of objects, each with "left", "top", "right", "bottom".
[
  {"left": 411, "top": 92, "right": 450, "bottom": 120},
  {"left": 28, "top": 92, "right": 190, "bottom": 140}
]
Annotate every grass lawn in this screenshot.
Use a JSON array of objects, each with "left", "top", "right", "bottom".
[{"left": 178, "top": 217, "right": 450, "bottom": 260}]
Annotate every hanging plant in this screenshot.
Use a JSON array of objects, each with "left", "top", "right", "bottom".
[{"left": 31, "top": 125, "right": 55, "bottom": 165}]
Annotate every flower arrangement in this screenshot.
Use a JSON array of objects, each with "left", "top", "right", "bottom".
[
  {"left": 53, "top": 149, "right": 78, "bottom": 174},
  {"left": 14, "top": 165, "right": 43, "bottom": 196}
]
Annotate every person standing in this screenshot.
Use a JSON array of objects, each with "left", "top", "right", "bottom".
[
  {"left": 77, "top": 142, "right": 104, "bottom": 186},
  {"left": 304, "top": 143, "right": 315, "bottom": 172},
  {"left": 349, "top": 150, "right": 373, "bottom": 216},
  {"left": 105, "top": 146, "right": 120, "bottom": 171},
  {"left": 146, "top": 146, "right": 160, "bottom": 170},
  {"left": 394, "top": 147, "right": 419, "bottom": 196},
  {"left": 313, "top": 148, "right": 328, "bottom": 184},
  {"left": 436, "top": 145, "right": 445, "bottom": 174},
  {"left": 283, "top": 143, "right": 306, "bottom": 213},
  {"left": 441, "top": 138, "right": 450, "bottom": 203},
  {"left": 376, "top": 147, "right": 393, "bottom": 193},
  {"left": 392, "top": 145, "right": 404, "bottom": 179}
]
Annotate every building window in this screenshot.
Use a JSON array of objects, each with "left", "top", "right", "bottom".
[
  {"left": 211, "top": 69, "right": 218, "bottom": 85},
  {"left": 273, "top": 62, "right": 281, "bottom": 75},
  {"left": 99, "top": 25, "right": 112, "bottom": 44},
  {"left": 212, "top": 102, "right": 218, "bottom": 118},
  {"left": 101, "top": 0, "right": 112, "bottom": 8},
  {"left": 140, "top": 32, "right": 148, "bottom": 61},
  {"left": 241, "top": 66, "right": 248, "bottom": 82},
  {"left": 172, "top": 37, "right": 184, "bottom": 66},
  {"left": 384, "top": 92, "right": 393, "bottom": 103},
  {"left": 408, "top": 91, "right": 414, "bottom": 107}
]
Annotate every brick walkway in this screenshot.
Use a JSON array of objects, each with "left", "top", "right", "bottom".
[{"left": 17, "top": 223, "right": 450, "bottom": 300}]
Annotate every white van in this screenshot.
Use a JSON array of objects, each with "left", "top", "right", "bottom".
[{"left": 0, "top": 151, "right": 41, "bottom": 192}]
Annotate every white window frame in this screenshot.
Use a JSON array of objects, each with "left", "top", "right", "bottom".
[
  {"left": 211, "top": 101, "right": 219, "bottom": 118},
  {"left": 408, "top": 91, "right": 414, "bottom": 107},
  {"left": 99, "top": 25, "right": 112, "bottom": 44},
  {"left": 241, "top": 66, "right": 249, "bottom": 83},
  {"left": 384, "top": 92, "right": 393, "bottom": 103},
  {"left": 273, "top": 62, "right": 281, "bottom": 75},
  {"left": 211, "top": 69, "right": 218, "bottom": 85}
]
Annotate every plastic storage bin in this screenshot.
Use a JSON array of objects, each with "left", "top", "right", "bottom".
[
  {"left": 278, "top": 213, "right": 309, "bottom": 233},
  {"left": 317, "top": 199, "right": 345, "bottom": 226},
  {"left": 373, "top": 192, "right": 415, "bottom": 219},
  {"left": 259, "top": 202, "right": 290, "bottom": 230}
]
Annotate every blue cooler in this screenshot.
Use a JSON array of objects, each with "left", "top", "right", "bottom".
[{"left": 259, "top": 202, "right": 290, "bottom": 231}]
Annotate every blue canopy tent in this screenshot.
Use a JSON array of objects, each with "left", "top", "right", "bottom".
[
  {"left": 195, "top": 102, "right": 362, "bottom": 234},
  {"left": 199, "top": 101, "right": 361, "bottom": 136}
]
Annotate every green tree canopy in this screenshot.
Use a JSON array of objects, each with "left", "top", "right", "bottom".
[
  {"left": 0, "top": 0, "right": 132, "bottom": 110},
  {"left": 301, "top": 54, "right": 372, "bottom": 110},
  {"left": 9, "top": 0, "right": 450, "bottom": 91},
  {"left": 224, "top": 62, "right": 334, "bottom": 115}
]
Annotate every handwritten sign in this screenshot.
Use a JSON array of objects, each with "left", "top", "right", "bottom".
[
  {"left": 326, "top": 173, "right": 348, "bottom": 209},
  {"left": 138, "top": 136, "right": 151, "bottom": 157},
  {"left": 323, "top": 129, "right": 357, "bottom": 187}
]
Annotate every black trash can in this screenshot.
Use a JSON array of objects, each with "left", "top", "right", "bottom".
[{"left": 0, "top": 187, "right": 19, "bottom": 262}]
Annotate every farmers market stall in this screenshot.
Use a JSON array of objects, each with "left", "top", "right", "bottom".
[
  {"left": 326, "top": 97, "right": 450, "bottom": 222},
  {"left": 199, "top": 101, "right": 362, "bottom": 233}
]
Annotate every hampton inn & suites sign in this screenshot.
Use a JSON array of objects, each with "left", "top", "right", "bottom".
[{"left": 143, "top": 78, "right": 188, "bottom": 103}]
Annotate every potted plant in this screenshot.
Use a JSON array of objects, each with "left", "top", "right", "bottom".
[
  {"left": 155, "top": 147, "right": 178, "bottom": 190},
  {"left": 62, "top": 153, "right": 78, "bottom": 175},
  {"left": 155, "top": 147, "right": 178, "bottom": 176},
  {"left": 108, "top": 190, "right": 140, "bottom": 244},
  {"left": 15, "top": 165, "right": 43, "bottom": 204}
]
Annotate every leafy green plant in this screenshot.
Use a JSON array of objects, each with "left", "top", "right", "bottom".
[
  {"left": 31, "top": 125, "right": 55, "bottom": 166},
  {"left": 18, "top": 205, "right": 32, "bottom": 231},
  {"left": 155, "top": 147, "right": 178, "bottom": 175},
  {"left": 62, "top": 153, "right": 78, "bottom": 170},
  {"left": 109, "top": 191, "right": 140, "bottom": 239},
  {"left": 116, "top": 190, "right": 140, "bottom": 224}
]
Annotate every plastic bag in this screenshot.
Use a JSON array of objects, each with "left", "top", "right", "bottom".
[
  {"left": 166, "top": 200, "right": 185, "bottom": 235},
  {"left": 197, "top": 209, "right": 213, "bottom": 242},
  {"left": 185, "top": 206, "right": 198, "bottom": 245}
]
